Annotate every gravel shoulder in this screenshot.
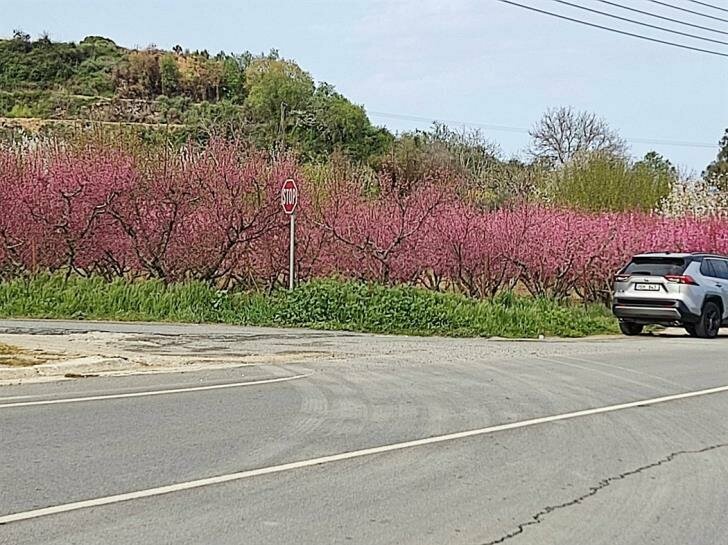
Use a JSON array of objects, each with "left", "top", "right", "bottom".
[{"left": 0, "top": 319, "right": 724, "bottom": 384}]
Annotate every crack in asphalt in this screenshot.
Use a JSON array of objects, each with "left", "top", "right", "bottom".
[{"left": 482, "top": 442, "right": 728, "bottom": 545}]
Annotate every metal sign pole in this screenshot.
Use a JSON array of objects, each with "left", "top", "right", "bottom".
[
  {"left": 289, "top": 211, "right": 295, "bottom": 291},
  {"left": 281, "top": 178, "right": 298, "bottom": 291}
]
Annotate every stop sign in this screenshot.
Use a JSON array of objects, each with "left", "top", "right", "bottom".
[{"left": 280, "top": 178, "right": 298, "bottom": 215}]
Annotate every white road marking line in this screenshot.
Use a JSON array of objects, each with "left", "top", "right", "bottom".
[
  {"left": 3, "top": 383, "right": 728, "bottom": 525},
  {"left": 0, "top": 373, "right": 312, "bottom": 409},
  {"left": 0, "top": 372, "right": 277, "bottom": 402},
  {"left": 0, "top": 394, "right": 40, "bottom": 401}
]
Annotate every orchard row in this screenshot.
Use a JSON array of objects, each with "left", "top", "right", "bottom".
[{"left": 1, "top": 140, "right": 726, "bottom": 302}]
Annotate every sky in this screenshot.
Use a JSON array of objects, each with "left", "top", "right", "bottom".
[{"left": 1, "top": 0, "right": 727, "bottom": 172}]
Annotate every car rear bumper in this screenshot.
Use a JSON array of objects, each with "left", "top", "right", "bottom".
[{"left": 612, "top": 299, "right": 699, "bottom": 324}]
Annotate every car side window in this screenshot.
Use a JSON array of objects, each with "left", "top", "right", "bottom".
[
  {"left": 714, "top": 260, "right": 728, "bottom": 280},
  {"left": 701, "top": 259, "right": 716, "bottom": 278}
]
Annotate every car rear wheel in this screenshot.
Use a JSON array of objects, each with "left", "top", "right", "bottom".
[
  {"left": 694, "top": 302, "right": 721, "bottom": 339},
  {"left": 619, "top": 321, "right": 643, "bottom": 336}
]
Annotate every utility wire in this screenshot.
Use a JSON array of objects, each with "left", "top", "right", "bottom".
[
  {"left": 646, "top": 0, "right": 728, "bottom": 23},
  {"left": 368, "top": 111, "right": 529, "bottom": 134},
  {"left": 594, "top": 0, "right": 728, "bottom": 36},
  {"left": 494, "top": 0, "right": 728, "bottom": 57},
  {"left": 687, "top": 0, "right": 728, "bottom": 15},
  {"left": 367, "top": 111, "right": 719, "bottom": 149},
  {"left": 548, "top": 0, "right": 728, "bottom": 46}
]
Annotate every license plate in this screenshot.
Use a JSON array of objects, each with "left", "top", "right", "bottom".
[{"left": 635, "top": 283, "right": 660, "bottom": 291}]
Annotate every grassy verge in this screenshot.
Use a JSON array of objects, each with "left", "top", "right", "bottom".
[{"left": 0, "top": 274, "right": 618, "bottom": 338}]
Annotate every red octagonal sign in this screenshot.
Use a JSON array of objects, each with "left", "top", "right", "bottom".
[{"left": 280, "top": 178, "right": 298, "bottom": 215}]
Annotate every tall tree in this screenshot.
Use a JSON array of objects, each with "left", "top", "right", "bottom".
[
  {"left": 704, "top": 129, "right": 728, "bottom": 192},
  {"left": 634, "top": 151, "right": 677, "bottom": 181},
  {"left": 244, "top": 57, "right": 315, "bottom": 148},
  {"left": 300, "top": 83, "right": 391, "bottom": 161},
  {"left": 159, "top": 54, "right": 180, "bottom": 96},
  {"left": 245, "top": 58, "right": 314, "bottom": 118},
  {"left": 530, "top": 106, "right": 627, "bottom": 166},
  {"left": 113, "top": 49, "right": 162, "bottom": 98}
]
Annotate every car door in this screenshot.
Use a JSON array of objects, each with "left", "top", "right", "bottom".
[
  {"left": 705, "top": 259, "right": 728, "bottom": 321},
  {"left": 714, "top": 259, "right": 728, "bottom": 322}
]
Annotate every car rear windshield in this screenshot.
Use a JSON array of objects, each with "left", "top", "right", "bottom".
[{"left": 622, "top": 257, "right": 687, "bottom": 276}]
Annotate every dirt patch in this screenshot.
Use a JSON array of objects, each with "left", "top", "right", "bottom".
[
  {"left": 0, "top": 341, "right": 60, "bottom": 367},
  {"left": 273, "top": 350, "right": 334, "bottom": 358},
  {"left": 0, "top": 330, "right": 339, "bottom": 384}
]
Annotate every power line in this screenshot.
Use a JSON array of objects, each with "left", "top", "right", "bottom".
[
  {"left": 594, "top": 0, "right": 728, "bottom": 36},
  {"left": 367, "top": 111, "right": 719, "bottom": 149},
  {"left": 548, "top": 0, "right": 728, "bottom": 46},
  {"left": 368, "top": 111, "right": 529, "bottom": 134},
  {"left": 646, "top": 0, "right": 728, "bottom": 23},
  {"left": 624, "top": 136, "right": 719, "bottom": 149},
  {"left": 686, "top": 0, "right": 728, "bottom": 15},
  {"left": 494, "top": 0, "right": 728, "bottom": 57}
]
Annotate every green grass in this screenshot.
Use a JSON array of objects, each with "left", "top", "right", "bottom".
[{"left": 0, "top": 274, "right": 618, "bottom": 338}]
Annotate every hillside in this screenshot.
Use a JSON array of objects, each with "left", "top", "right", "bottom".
[
  {"left": 0, "top": 32, "right": 392, "bottom": 160},
  {"left": 4, "top": 31, "right": 727, "bottom": 214}
]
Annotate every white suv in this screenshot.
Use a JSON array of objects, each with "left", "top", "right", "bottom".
[{"left": 612, "top": 253, "right": 728, "bottom": 338}]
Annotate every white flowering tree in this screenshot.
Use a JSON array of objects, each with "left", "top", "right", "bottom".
[{"left": 659, "top": 178, "right": 728, "bottom": 218}]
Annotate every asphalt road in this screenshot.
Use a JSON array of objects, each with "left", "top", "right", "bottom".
[{"left": 2, "top": 320, "right": 728, "bottom": 545}]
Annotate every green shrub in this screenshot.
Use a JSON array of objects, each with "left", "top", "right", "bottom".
[
  {"left": 7, "top": 103, "right": 33, "bottom": 118},
  {"left": 549, "top": 153, "right": 674, "bottom": 213}
]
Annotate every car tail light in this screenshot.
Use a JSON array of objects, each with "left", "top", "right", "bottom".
[
  {"left": 664, "top": 275, "right": 698, "bottom": 285},
  {"left": 614, "top": 274, "right": 630, "bottom": 282}
]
